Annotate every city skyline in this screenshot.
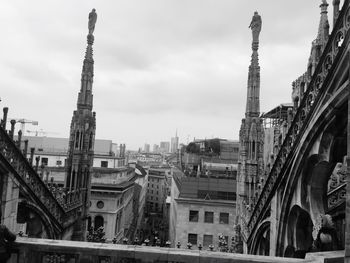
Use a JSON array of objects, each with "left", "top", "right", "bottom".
[{"left": 2, "top": 0, "right": 322, "bottom": 150}]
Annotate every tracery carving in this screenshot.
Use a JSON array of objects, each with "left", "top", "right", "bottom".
[{"left": 245, "top": 0, "right": 350, "bottom": 238}]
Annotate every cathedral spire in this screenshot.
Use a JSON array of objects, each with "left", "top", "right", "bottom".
[
  {"left": 65, "top": 9, "right": 97, "bottom": 241},
  {"left": 77, "top": 9, "right": 97, "bottom": 111},
  {"left": 246, "top": 11, "right": 262, "bottom": 118}
]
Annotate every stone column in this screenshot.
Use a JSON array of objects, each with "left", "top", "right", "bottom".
[
  {"left": 1, "top": 172, "right": 20, "bottom": 232},
  {"left": 345, "top": 50, "right": 350, "bottom": 263},
  {"left": 269, "top": 194, "right": 278, "bottom": 256}
]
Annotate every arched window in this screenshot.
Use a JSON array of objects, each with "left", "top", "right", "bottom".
[
  {"left": 89, "top": 132, "right": 93, "bottom": 150},
  {"left": 75, "top": 131, "right": 80, "bottom": 149},
  {"left": 252, "top": 141, "right": 256, "bottom": 160},
  {"left": 79, "top": 131, "right": 84, "bottom": 150},
  {"left": 94, "top": 215, "right": 104, "bottom": 230},
  {"left": 71, "top": 170, "right": 76, "bottom": 189}
]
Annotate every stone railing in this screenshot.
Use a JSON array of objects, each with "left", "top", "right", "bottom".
[
  {"left": 8, "top": 237, "right": 341, "bottom": 263},
  {"left": 0, "top": 124, "right": 83, "bottom": 228},
  {"left": 327, "top": 161, "right": 347, "bottom": 211},
  {"left": 327, "top": 183, "right": 346, "bottom": 210},
  {"left": 244, "top": 0, "right": 350, "bottom": 238},
  {"left": 0, "top": 125, "right": 66, "bottom": 227}
]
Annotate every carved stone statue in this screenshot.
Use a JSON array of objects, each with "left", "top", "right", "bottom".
[
  {"left": 312, "top": 214, "right": 340, "bottom": 252},
  {"left": 249, "top": 11, "right": 262, "bottom": 43},
  {"left": 88, "top": 9, "right": 97, "bottom": 35}
]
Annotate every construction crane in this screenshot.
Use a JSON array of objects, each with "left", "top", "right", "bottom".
[
  {"left": 26, "top": 129, "right": 59, "bottom": 137},
  {"left": 7, "top": 118, "right": 38, "bottom": 135}
]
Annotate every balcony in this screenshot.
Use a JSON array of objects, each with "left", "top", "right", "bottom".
[{"left": 8, "top": 237, "right": 344, "bottom": 263}]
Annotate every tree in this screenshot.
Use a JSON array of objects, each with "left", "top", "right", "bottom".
[
  {"left": 87, "top": 226, "right": 106, "bottom": 243},
  {"left": 186, "top": 142, "right": 200, "bottom": 154}
]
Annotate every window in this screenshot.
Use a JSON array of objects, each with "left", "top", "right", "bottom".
[
  {"left": 204, "top": 211, "right": 214, "bottom": 223},
  {"left": 219, "top": 213, "right": 229, "bottom": 224},
  {"left": 56, "top": 160, "right": 62, "bottom": 166},
  {"left": 188, "top": 234, "right": 197, "bottom": 245},
  {"left": 101, "top": 161, "right": 108, "bottom": 168},
  {"left": 203, "top": 235, "right": 213, "bottom": 247},
  {"left": 97, "top": 201, "right": 104, "bottom": 209},
  {"left": 224, "top": 236, "right": 229, "bottom": 245},
  {"left": 94, "top": 215, "right": 104, "bottom": 230},
  {"left": 41, "top": 157, "right": 48, "bottom": 166},
  {"left": 189, "top": 210, "right": 199, "bottom": 222}
]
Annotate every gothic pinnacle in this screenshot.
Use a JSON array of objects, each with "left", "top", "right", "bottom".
[
  {"left": 77, "top": 9, "right": 97, "bottom": 111},
  {"left": 245, "top": 12, "right": 262, "bottom": 117},
  {"left": 249, "top": 11, "right": 262, "bottom": 51}
]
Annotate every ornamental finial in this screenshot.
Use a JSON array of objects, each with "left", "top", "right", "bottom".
[
  {"left": 88, "top": 9, "right": 97, "bottom": 35},
  {"left": 249, "top": 11, "right": 262, "bottom": 47}
]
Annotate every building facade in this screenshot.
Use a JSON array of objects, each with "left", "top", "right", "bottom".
[{"left": 169, "top": 168, "right": 236, "bottom": 250}]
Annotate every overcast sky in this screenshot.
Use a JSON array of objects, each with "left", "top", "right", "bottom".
[{"left": 1, "top": 0, "right": 333, "bottom": 150}]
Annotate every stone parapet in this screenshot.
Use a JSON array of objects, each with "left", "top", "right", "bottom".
[{"left": 7, "top": 237, "right": 344, "bottom": 263}]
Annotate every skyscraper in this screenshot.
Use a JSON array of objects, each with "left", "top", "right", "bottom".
[
  {"left": 170, "top": 130, "right": 179, "bottom": 153},
  {"left": 144, "top": 143, "right": 150, "bottom": 153},
  {"left": 160, "top": 141, "right": 170, "bottom": 153}
]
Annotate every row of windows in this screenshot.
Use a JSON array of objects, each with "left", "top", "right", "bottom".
[
  {"left": 147, "top": 183, "right": 159, "bottom": 189},
  {"left": 148, "top": 201, "right": 159, "bottom": 209},
  {"left": 40, "top": 157, "right": 65, "bottom": 167},
  {"left": 197, "top": 190, "right": 236, "bottom": 201},
  {"left": 149, "top": 178, "right": 160, "bottom": 183},
  {"left": 187, "top": 234, "right": 229, "bottom": 247},
  {"left": 147, "top": 189, "right": 159, "bottom": 195},
  {"left": 189, "top": 210, "right": 229, "bottom": 224},
  {"left": 148, "top": 196, "right": 159, "bottom": 201}
]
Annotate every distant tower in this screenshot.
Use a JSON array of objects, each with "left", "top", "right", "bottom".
[
  {"left": 236, "top": 11, "right": 265, "bottom": 244},
  {"left": 171, "top": 129, "right": 179, "bottom": 153},
  {"left": 65, "top": 9, "right": 97, "bottom": 241}
]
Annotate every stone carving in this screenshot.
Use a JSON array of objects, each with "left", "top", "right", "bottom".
[
  {"left": 232, "top": 224, "right": 243, "bottom": 253},
  {"left": 88, "top": 9, "right": 97, "bottom": 35},
  {"left": 327, "top": 162, "right": 346, "bottom": 192},
  {"left": 0, "top": 123, "right": 67, "bottom": 224},
  {"left": 249, "top": 11, "right": 262, "bottom": 44},
  {"left": 246, "top": 1, "right": 350, "bottom": 238},
  {"left": 312, "top": 214, "right": 339, "bottom": 251},
  {"left": 42, "top": 253, "right": 76, "bottom": 263}
]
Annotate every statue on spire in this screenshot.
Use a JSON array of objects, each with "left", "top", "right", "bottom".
[
  {"left": 88, "top": 9, "right": 97, "bottom": 35},
  {"left": 249, "top": 11, "right": 262, "bottom": 44}
]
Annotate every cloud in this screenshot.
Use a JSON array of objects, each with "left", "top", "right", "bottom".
[{"left": 1, "top": 0, "right": 327, "bottom": 149}]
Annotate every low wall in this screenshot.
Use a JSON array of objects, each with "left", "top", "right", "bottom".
[{"left": 8, "top": 237, "right": 344, "bottom": 263}]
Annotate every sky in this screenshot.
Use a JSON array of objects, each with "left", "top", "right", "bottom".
[{"left": 1, "top": 0, "right": 333, "bottom": 150}]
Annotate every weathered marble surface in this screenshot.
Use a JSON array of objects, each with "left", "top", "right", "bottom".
[{"left": 7, "top": 237, "right": 345, "bottom": 263}]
